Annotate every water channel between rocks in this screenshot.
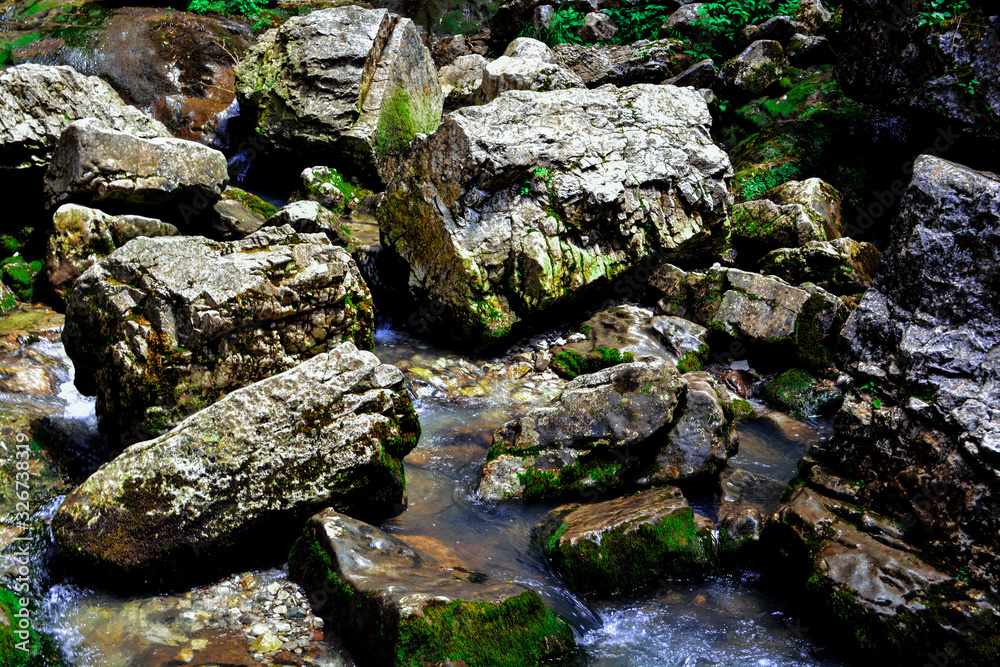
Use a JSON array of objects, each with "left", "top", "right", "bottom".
[{"left": 3, "top": 317, "right": 850, "bottom": 666}]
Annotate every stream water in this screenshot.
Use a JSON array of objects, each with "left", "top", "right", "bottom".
[{"left": 0, "top": 312, "right": 852, "bottom": 666}]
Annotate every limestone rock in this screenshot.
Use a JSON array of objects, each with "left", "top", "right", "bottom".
[
  {"left": 759, "top": 238, "right": 882, "bottom": 295},
  {"left": 289, "top": 508, "right": 575, "bottom": 666},
  {"left": 729, "top": 198, "right": 829, "bottom": 263},
  {"left": 503, "top": 36, "right": 557, "bottom": 62},
  {"left": 794, "top": 0, "right": 833, "bottom": 35},
  {"left": 378, "top": 84, "right": 732, "bottom": 350},
  {"left": 0, "top": 64, "right": 168, "bottom": 171},
  {"left": 717, "top": 40, "right": 785, "bottom": 99},
  {"left": 578, "top": 12, "right": 617, "bottom": 43},
  {"left": 439, "top": 54, "right": 489, "bottom": 107},
  {"left": 765, "top": 177, "right": 844, "bottom": 240},
  {"left": 234, "top": 7, "right": 443, "bottom": 184},
  {"left": 475, "top": 54, "right": 585, "bottom": 104},
  {"left": 62, "top": 226, "right": 374, "bottom": 443},
  {"left": 43, "top": 118, "right": 229, "bottom": 225},
  {"left": 553, "top": 39, "right": 692, "bottom": 87},
  {"left": 45, "top": 204, "right": 178, "bottom": 300},
  {"left": 52, "top": 343, "right": 419, "bottom": 586}
]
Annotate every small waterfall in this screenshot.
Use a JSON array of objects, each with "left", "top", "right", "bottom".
[{"left": 211, "top": 97, "right": 241, "bottom": 152}]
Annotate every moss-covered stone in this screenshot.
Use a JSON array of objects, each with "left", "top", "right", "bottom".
[
  {"left": 550, "top": 347, "right": 636, "bottom": 379},
  {"left": 761, "top": 368, "right": 842, "bottom": 418}
]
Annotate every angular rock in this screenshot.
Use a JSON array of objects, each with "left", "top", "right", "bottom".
[
  {"left": 650, "top": 315, "right": 711, "bottom": 371},
  {"left": 439, "top": 54, "right": 490, "bottom": 107},
  {"left": 554, "top": 39, "right": 692, "bottom": 87},
  {"left": 52, "top": 343, "right": 419, "bottom": 586},
  {"left": 378, "top": 85, "right": 732, "bottom": 350},
  {"left": 45, "top": 204, "right": 178, "bottom": 300},
  {"left": 478, "top": 360, "right": 737, "bottom": 500},
  {"left": 539, "top": 487, "right": 712, "bottom": 597},
  {"left": 759, "top": 238, "right": 882, "bottom": 295},
  {"left": 717, "top": 40, "right": 785, "bottom": 99},
  {"left": 787, "top": 33, "right": 836, "bottom": 66},
  {"left": 43, "top": 118, "right": 229, "bottom": 225},
  {"left": 740, "top": 16, "right": 797, "bottom": 47},
  {"left": 662, "top": 58, "right": 717, "bottom": 88},
  {"left": 660, "top": 3, "right": 704, "bottom": 38},
  {"left": 234, "top": 7, "right": 443, "bottom": 184},
  {"left": 729, "top": 198, "right": 829, "bottom": 263},
  {"left": 63, "top": 226, "right": 374, "bottom": 443},
  {"left": 475, "top": 53, "right": 585, "bottom": 104},
  {"left": 761, "top": 368, "right": 843, "bottom": 418},
  {"left": 794, "top": 0, "right": 833, "bottom": 35},
  {"left": 289, "top": 509, "right": 575, "bottom": 667},
  {"left": 0, "top": 64, "right": 168, "bottom": 171},
  {"left": 503, "top": 36, "right": 557, "bottom": 62},
  {"left": 211, "top": 198, "right": 267, "bottom": 241},
  {"left": 765, "top": 177, "right": 844, "bottom": 240},
  {"left": 431, "top": 33, "right": 470, "bottom": 68},
  {"left": 578, "top": 11, "right": 617, "bottom": 43}
]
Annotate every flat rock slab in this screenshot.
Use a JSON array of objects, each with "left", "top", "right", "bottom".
[
  {"left": 52, "top": 343, "right": 419, "bottom": 587},
  {"left": 539, "top": 486, "right": 713, "bottom": 597},
  {"left": 289, "top": 508, "right": 575, "bottom": 667}
]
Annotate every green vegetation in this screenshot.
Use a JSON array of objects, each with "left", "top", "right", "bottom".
[
  {"left": 601, "top": 5, "right": 674, "bottom": 44},
  {"left": 519, "top": 4, "right": 585, "bottom": 46},
  {"left": 187, "top": 0, "right": 266, "bottom": 17},
  {"left": 676, "top": 343, "right": 710, "bottom": 373},
  {"left": 0, "top": 588, "right": 65, "bottom": 666},
  {"left": 1, "top": 257, "right": 42, "bottom": 303},
  {"left": 517, "top": 454, "right": 626, "bottom": 500},
  {"left": 550, "top": 347, "right": 636, "bottom": 379},
  {"left": 682, "top": 0, "right": 800, "bottom": 59},
  {"left": 223, "top": 186, "right": 278, "bottom": 219},
  {"left": 917, "top": 0, "right": 969, "bottom": 28},
  {"left": 761, "top": 368, "right": 843, "bottom": 418},
  {"left": 858, "top": 381, "right": 881, "bottom": 410},
  {"left": 373, "top": 88, "right": 440, "bottom": 169}
]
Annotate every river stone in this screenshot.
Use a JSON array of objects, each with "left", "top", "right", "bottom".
[
  {"left": 234, "top": 6, "right": 443, "bottom": 184},
  {"left": 51, "top": 343, "right": 419, "bottom": 586},
  {"left": 0, "top": 64, "right": 168, "bottom": 171},
  {"left": 717, "top": 40, "right": 785, "bottom": 99},
  {"left": 439, "top": 54, "right": 489, "bottom": 107},
  {"left": 289, "top": 508, "right": 575, "bottom": 667},
  {"left": 45, "top": 204, "right": 179, "bottom": 300},
  {"left": 43, "top": 118, "right": 229, "bottom": 225},
  {"left": 553, "top": 39, "right": 692, "bottom": 87},
  {"left": 378, "top": 84, "right": 732, "bottom": 350},
  {"left": 833, "top": 1, "right": 1000, "bottom": 148},
  {"left": 765, "top": 178, "right": 844, "bottom": 240},
  {"left": 62, "top": 225, "right": 374, "bottom": 444},
  {"left": 478, "top": 360, "right": 737, "bottom": 501},
  {"left": 760, "top": 368, "right": 843, "bottom": 418},
  {"left": 538, "top": 486, "right": 712, "bottom": 597},
  {"left": 654, "top": 265, "right": 846, "bottom": 370},
  {"left": 475, "top": 53, "right": 585, "bottom": 104},
  {"left": 758, "top": 238, "right": 882, "bottom": 295}
]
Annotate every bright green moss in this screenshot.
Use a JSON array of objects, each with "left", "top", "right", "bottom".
[
  {"left": 551, "top": 347, "right": 636, "bottom": 379},
  {"left": 0, "top": 588, "right": 65, "bottom": 666},
  {"left": 676, "top": 343, "right": 710, "bottom": 373},
  {"left": 761, "top": 368, "right": 842, "bottom": 418},
  {"left": 223, "top": 186, "right": 278, "bottom": 219}
]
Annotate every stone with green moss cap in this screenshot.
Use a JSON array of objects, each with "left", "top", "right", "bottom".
[
  {"left": 289, "top": 508, "right": 575, "bottom": 667},
  {"left": 52, "top": 342, "right": 419, "bottom": 587},
  {"left": 62, "top": 225, "right": 375, "bottom": 444},
  {"left": 234, "top": 6, "right": 443, "bottom": 184},
  {"left": 538, "top": 487, "right": 713, "bottom": 597},
  {"left": 759, "top": 237, "right": 881, "bottom": 295},
  {"left": 478, "top": 360, "right": 737, "bottom": 501},
  {"left": 379, "top": 84, "right": 732, "bottom": 351}
]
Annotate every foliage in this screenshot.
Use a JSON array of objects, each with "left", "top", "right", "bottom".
[
  {"left": 519, "top": 4, "right": 585, "bottom": 47},
  {"left": 858, "top": 381, "right": 881, "bottom": 410},
  {"left": 551, "top": 347, "right": 635, "bottom": 379},
  {"left": 601, "top": 5, "right": 674, "bottom": 44},
  {"left": 685, "top": 0, "right": 800, "bottom": 59},
  {"left": 917, "top": 0, "right": 969, "bottom": 28},
  {"left": 187, "top": 0, "right": 267, "bottom": 17}
]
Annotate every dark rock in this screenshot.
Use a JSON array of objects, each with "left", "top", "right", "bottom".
[
  {"left": 717, "top": 39, "right": 785, "bottom": 100},
  {"left": 662, "top": 58, "right": 717, "bottom": 88},
  {"left": 787, "top": 33, "right": 836, "bottom": 66},
  {"left": 740, "top": 16, "right": 797, "bottom": 47},
  {"left": 758, "top": 238, "right": 882, "bottom": 296},
  {"left": 578, "top": 11, "right": 618, "bottom": 43},
  {"left": 761, "top": 368, "right": 843, "bottom": 418}
]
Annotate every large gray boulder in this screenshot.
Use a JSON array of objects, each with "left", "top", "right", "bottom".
[
  {"left": 475, "top": 53, "right": 585, "bottom": 104},
  {"left": 52, "top": 343, "right": 420, "bottom": 586},
  {"left": 553, "top": 39, "right": 693, "bottom": 88},
  {"left": 0, "top": 64, "right": 168, "bottom": 171},
  {"left": 478, "top": 361, "right": 737, "bottom": 500},
  {"left": 439, "top": 54, "right": 490, "bottom": 108},
  {"left": 234, "top": 7, "right": 443, "bottom": 184},
  {"left": 717, "top": 40, "right": 785, "bottom": 99},
  {"left": 378, "top": 84, "right": 732, "bottom": 350},
  {"left": 63, "top": 225, "right": 375, "bottom": 443},
  {"left": 290, "top": 509, "right": 575, "bottom": 666},
  {"left": 43, "top": 118, "right": 229, "bottom": 224}
]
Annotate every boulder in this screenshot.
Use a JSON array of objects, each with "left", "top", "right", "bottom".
[
  {"left": 503, "top": 36, "right": 557, "bottom": 62},
  {"left": 45, "top": 204, "right": 179, "bottom": 300},
  {"left": 538, "top": 487, "right": 713, "bottom": 597},
  {"left": 378, "top": 84, "right": 732, "bottom": 350},
  {"left": 234, "top": 7, "right": 443, "bottom": 184},
  {"left": 729, "top": 198, "right": 830, "bottom": 263},
  {"left": 760, "top": 368, "right": 843, "bottom": 418},
  {"left": 475, "top": 54, "right": 585, "bottom": 104},
  {"left": 660, "top": 3, "right": 704, "bottom": 38},
  {"left": 833, "top": 1, "right": 1000, "bottom": 148},
  {"left": 287, "top": 165, "right": 375, "bottom": 216},
  {"left": 765, "top": 177, "right": 844, "bottom": 240},
  {"left": 211, "top": 199, "right": 267, "bottom": 241},
  {"left": 662, "top": 58, "right": 717, "bottom": 88},
  {"left": 289, "top": 508, "right": 575, "bottom": 667},
  {"left": 739, "top": 16, "right": 797, "bottom": 47},
  {"left": 62, "top": 226, "right": 374, "bottom": 443},
  {"left": 52, "top": 343, "right": 419, "bottom": 586},
  {"left": 439, "top": 54, "right": 490, "bottom": 107},
  {"left": 578, "top": 11, "right": 617, "bottom": 43},
  {"left": 787, "top": 33, "right": 836, "bottom": 66},
  {"left": 43, "top": 118, "right": 229, "bottom": 226},
  {"left": 431, "top": 33, "right": 471, "bottom": 67},
  {"left": 717, "top": 40, "right": 785, "bottom": 99},
  {"left": 0, "top": 64, "right": 168, "bottom": 171},
  {"left": 654, "top": 265, "right": 847, "bottom": 370},
  {"left": 758, "top": 237, "right": 882, "bottom": 295},
  {"left": 478, "top": 361, "right": 737, "bottom": 501},
  {"left": 553, "top": 39, "right": 693, "bottom": 87},
  {"left": 794, "top": 0, "right": 833, "bottom": 35}
]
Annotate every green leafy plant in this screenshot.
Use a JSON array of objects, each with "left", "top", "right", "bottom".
[
  {"left": 187, "top": 0, "right": 267, "bottom": 17},
  {"left": 601, "top": 5, "right": 674, "bottom": 44},
  {"left": 859, "top": 381, "right": 881, "bottom": 410},
  {"left": 686, "top": 0, "right": 800, "bottom": 59},
  {"left": 917, "top": 0, "right": 969, "bottom": 28},
  {"left": 519, "top": 4, "right": 585, "bottom": 47}
]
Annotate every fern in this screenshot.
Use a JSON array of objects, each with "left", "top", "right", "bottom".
[
  {"left": 601, "top": 5, "right": 674, "bottom": 44},
  {"left": 519, "top": 4, "right": 585, "bottom": 47},
  {"left": 683, "top": 0, "right": 801, "bottom": 60}
]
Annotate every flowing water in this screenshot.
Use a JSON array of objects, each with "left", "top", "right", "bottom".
[{"left": 1, "top": 309, "right": 850, "bottom": 666}]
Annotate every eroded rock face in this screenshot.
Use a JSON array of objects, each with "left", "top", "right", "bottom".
[
  {"left": 0, "top": 64, "right": 168, "bottom": 171},
  {"left": 439, "top": 54, "right": 489, "bottom": 107},
  {"left": 43, "top": 118, "right": 229, "bottom": 225},
  {"left": 759, "top": 237, "right": 882, "bottom": 295},
  {"left": 765, "top": 178, "right": 844, "bottom": 240},
  {"left": 478, "top": 361, "right": 737, "bottom": 500},
  {"left": 378, "top": 84, "right": 732, "bottom": 350},
  {"left": 45, "top": 204, "right": 179, "bottom": 300},
  {"left": 834, "top": 0, "right": 1000, "bottom": 148},
  {"left": 538, "top": 487, "right": 712, "bottom": 597},
  {"left": 52, "top": 343, "right": 419, "bottom": 586},
  {"left": 729, "top": 198, "right": 829, "bottom": 264},
  {"left": 234, "top": 6, "right": 443, "bottom": 184},
  {"left": 289, "top": 509, "right": 575, "bottom": 667},
  {"left": 476, "top": 53, "right": 585, "bottom": 104},
  {"left": 553, "top": 39, "right": 692, "bottom": 87},
  {"left": 63, "top": 225, "right": 374, "bottom": 443}
]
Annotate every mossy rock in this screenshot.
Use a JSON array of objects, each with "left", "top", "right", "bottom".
[
  {"left": 0, "top": 588, "right": 65, "bottom": 666},
  {"left": 761, "top": 368, "right": 842, "bottom": 418},
  {"left": 549, "top": 347, "right": 636, "bottom": 379},
  {"left": 222, "top": 186, "right": 278, "bottom": 220}
]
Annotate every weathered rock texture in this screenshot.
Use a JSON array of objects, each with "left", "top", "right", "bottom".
[
  {"left": 475, "top": 52, "right": 585, "bottom": 104},
  {"left": 553, "top": 39, "right": 692, "bottom": 87},
  {"left": 378, "top": 84, "right": 732, "bottom": 350},
  {"left": 759, "top": 238, "right": 882, "bottom": 295},
  {"left": 478, "top": 361, "right": 737, "bottom": 500},
  {"left": 52, "top": 343, "right": 419, "bottom": 586},
  {"left": 717, "top": 40, "right": 785, "bottom": 99},
  {"left": 539, "top": 486, "right": 713, "bottom": 597},
  {"left": 289, "top": 509, "right": 575, "bottom": 667},
  {"left": 43, "top": 118, "right": 229, "bottom": 223},
  {"left": 235, "top": 6, "right": 443, "bottom": 184},
  {"left": 0, "top": 64, "right": 168, "bottom": 170},
  {"left": 63, "top": 226, "right": 374, "bottom": 443}
]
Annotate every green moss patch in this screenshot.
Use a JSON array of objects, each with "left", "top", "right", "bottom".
[
  {"left": 761, "top": 368, "right": 842, "bottom": 418},
  {"left": 223, "top": 186, "right": 278, "bottom": 219},
  {"left": 550, "top": 347, "right": 636, "bottom": 379},
  {"left": 0, "top": 588, "right": 65, "bottom": 666}
]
